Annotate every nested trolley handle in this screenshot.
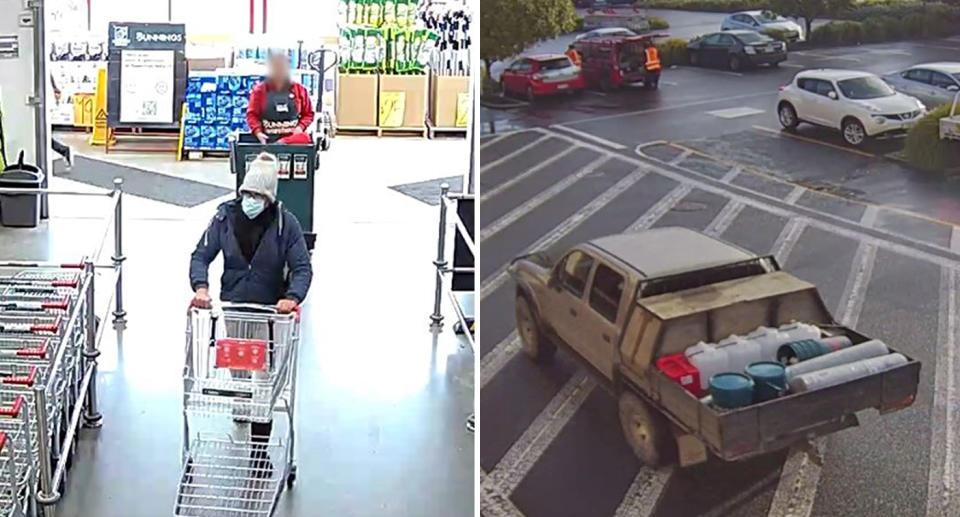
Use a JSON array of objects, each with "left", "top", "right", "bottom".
[
  {"left": 0, "top": 367, "right": 37, "bottom": 388},
  {"left": 0, "top": 395, "right": 25, "bottom": 418}
]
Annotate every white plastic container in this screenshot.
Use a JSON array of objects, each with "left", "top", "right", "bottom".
[
  {"left": 789, "top": 353, "right": 907, "bottom": 393},
  {"left": 717, "top": 335, "right": 762, "bottom": 374},
  {"left": 745, "top": 326, "right": 789, "bottom": 361},
  {"left": 685, "top": 341, "right": 729, "bottom": 391},
  {"left": 778, "top": 322, "right": 821, "bottom": 344}
]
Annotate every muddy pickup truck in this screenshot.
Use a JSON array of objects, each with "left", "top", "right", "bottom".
[{"left": 508, "top": 227, "right": 920, "bottom": 467}]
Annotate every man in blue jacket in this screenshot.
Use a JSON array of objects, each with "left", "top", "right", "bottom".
[
  {"left": 189, "top": 152, "right": 312, "bottom": 449},
  {"left": 189, "top": 152, "right": 312, "bottom": 312}
]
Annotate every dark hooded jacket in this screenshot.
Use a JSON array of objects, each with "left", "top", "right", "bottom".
[{"left": 190, "top": 199, "right": 312, "bottom": 304}]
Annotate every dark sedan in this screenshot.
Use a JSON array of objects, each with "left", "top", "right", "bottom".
[{"left": 687, "top": 30, "right": 787, "bottom": 71}]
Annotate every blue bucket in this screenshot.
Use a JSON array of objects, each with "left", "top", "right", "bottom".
[
  {"left": 745, "top": 361, "right": 787, "bottom": 402},
  {"left": 709, "top": 373, "right": 754, "bottom": 409}
]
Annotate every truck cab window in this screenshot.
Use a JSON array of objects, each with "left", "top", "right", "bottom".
[
  {"left": 589, "top": 264, "right": 624, "bottom": 322},
  {"left": 558, "top": 251, "right": 594, "bottom": 297}
]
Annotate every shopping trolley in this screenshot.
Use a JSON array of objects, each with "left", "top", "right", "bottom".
[
  {"left": 175, "top": 303, "right": 301, "bottom": 517},
  {"left": 0, "top": 395, "right": 35, "bottom": 517}
]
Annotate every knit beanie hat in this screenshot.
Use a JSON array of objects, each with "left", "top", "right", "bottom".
[{"left": 240, "top": 152, "right": 279, "bottom": 203}]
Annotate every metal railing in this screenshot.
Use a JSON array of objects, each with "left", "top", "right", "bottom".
[
  {"left": 430, "top": 183, "right": 476, "bottom": 351},
  {"left": 0, "top": 178, "right": 127, "bottom": 515}
]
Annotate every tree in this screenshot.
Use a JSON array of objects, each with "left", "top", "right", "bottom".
[
  {"left": 480, "top": 0, "right": 580, "bottom": 79},
  {"left": 770, "top": 0, "right": 851, "bottom": 37}
]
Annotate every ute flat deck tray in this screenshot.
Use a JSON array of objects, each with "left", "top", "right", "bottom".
[{"left": 647, "top": 327, "right": 920, "bottom": 461}]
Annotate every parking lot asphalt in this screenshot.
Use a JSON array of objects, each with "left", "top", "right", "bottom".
[{"left": 478, "top": 124, "right": 960, "bottom": 516}]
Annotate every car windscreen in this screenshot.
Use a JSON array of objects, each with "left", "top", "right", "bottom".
[
  {"left": 837, "top": 76, "right": 896, "bottom": 99},
  {"left": 953, "top": 72, "right": 960, "bottom": 83},
  {"left": 736, "top": 32, "right": 770, "bottom": 44},
  {"left": 756, "top": 10, "right": 785, "bottom": 22},
  {"left": 539, "top": 58, "right": 572, "bottom": 71}
]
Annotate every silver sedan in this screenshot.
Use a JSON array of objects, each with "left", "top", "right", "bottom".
[{"left": 882, "top": 62, "right": 960, "bottom": 108}]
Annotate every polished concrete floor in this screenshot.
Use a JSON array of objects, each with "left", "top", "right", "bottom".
[{"left": 0, "top": 135, "right": 474, "bottom": 516}]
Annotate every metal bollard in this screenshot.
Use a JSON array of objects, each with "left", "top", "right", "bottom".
[
  {"left": 82, "top": 260, "right": 103, "bottom": 428},
  {"left": 112, "top": 178, "right": 127, "bottom": 326},
  {"left": 430, "top": 184, "right": 450, "bottom": 327},
  {"left": 34, "top": 385, "right": 58, "bottom": 511}
]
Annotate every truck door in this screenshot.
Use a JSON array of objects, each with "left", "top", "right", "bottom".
[
  {"left": 544, "top": 250, "right": 595, "bottom": 352},
  {"left": 582, "top": 262, "right": 627, "bottom": 379}
]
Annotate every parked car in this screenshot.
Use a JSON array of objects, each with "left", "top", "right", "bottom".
[
  {"left": 721, "top": 10, "right": 804, "bottom": 42},
  {"left": 687, "top": 31, "right": 786, "bottom": 71},
  {"left": 499, "top": 55, "right": 585, "bottom": 101},
  {"left": 581, "top": 8, "right": 651, "bottom": 34},
  {"left": 882, "top": 62, "right": 960, "bottom": 108},
  {"left": 573, "top": 26, "right": 638, "bottom": 42},
  {"left": 777, "top": 69, "right": 927, "bottom": 146},
  {"left": 574, "top": 34, "right": 662, "bottom": 90},
  {"left": 509, "top": 228, "right": 920, "bottom": 467}
]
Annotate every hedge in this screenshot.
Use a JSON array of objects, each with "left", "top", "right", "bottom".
[
  {"left": 809, "top": 6, "right": 960, "bottom": 46},
  {"left": 656, "top": 38, "right": 689, "bottom": 66},
  {"left": 648, "top": 16, "right": 670, "bottom": 30},
  {"left": 905, "top": 105, "right": 960, "bottom": 173}
]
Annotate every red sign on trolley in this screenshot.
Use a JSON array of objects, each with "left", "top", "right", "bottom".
[{"left": 215, "top": 338, "right": 267, "bottom": 371}]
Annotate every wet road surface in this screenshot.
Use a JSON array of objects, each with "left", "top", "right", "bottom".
[{"left": 478, "top": 124, "right": 960, "bottom": 516}]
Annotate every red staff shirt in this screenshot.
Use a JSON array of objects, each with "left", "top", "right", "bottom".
[{"left": 245, "top": 81, "right": 315, "bottom": 137}]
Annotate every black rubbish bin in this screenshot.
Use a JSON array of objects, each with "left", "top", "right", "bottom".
[{"left": 0, "top": 151, "right": 44, "bottom": 228}]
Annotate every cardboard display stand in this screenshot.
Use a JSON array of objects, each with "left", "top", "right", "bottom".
[
  {"left": 336, "top": 73, "right": 379, "bottom": 129},
  {"left": 429, "top": 73, "right": 469, "bottom": 129},
  {"left": 378, "top": 74, "right": 428, "bottom": 133}
]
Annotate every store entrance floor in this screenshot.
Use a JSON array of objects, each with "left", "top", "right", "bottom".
[{"left": 0, "top": 134, "right": 474, "bottom": 516}]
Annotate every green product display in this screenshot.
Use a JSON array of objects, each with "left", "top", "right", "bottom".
[{"left": 384, "top": 0, "right": 396, "bottom": 26}]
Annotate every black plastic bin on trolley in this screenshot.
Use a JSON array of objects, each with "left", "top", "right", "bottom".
[
  {"left": 229, "top": 133, "right": 318, "bottom": 250},
  {"left": 0, "top": 152, "right": 45, "bottom": 228}
]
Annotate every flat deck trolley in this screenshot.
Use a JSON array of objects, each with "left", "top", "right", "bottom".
[
  {"left": 230, "top": 133, "right": 319, "bottom": 251},
  {"left": 176, "top": 303, "right": 301, "bottom": 516}
]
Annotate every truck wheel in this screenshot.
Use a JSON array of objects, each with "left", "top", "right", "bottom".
[
  {"left": 618, "top": 391, "right": 674, "bottom": 467},
  {"left": 515, "top": 294, "right": 556, "bottom": 362}
]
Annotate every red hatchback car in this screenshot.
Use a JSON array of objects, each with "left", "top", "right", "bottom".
[{"left": 500, "top": 54, "right": 585, "bottom": 101}]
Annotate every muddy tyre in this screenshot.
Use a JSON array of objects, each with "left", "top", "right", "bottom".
[
  {"left": 515, "top": 293, "right": 556, "bottom": 362},
  {"left": 618, "top": 391, "right": 674, "bottom": 467}
]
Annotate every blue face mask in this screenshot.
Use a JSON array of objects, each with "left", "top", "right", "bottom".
[{"left": 241, "top": 195, "right": 266, "bottom": 219}]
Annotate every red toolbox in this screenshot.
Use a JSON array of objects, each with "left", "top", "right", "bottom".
[{"left": 656, "top": 353, "right": 703, "bottom": 397}]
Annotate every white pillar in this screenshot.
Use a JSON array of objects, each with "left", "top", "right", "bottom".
[{"left": 0, "top": 0, "right": 48, "bottom": 174}]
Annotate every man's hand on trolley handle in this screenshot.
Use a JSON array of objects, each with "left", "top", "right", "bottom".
[
  {"left": 276, "top": 299, "right": 298, "bottom": 314},
  {"left": 191, "top": 287, "right": 213, "bottom": 309}
]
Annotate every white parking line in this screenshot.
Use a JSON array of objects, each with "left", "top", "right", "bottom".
[
  {"left": 706, "top": 107, "right": 765, "bottom": 119},
  {"left": 950, "top": 226, "right": 960, "bottom": 254},
  {"left": 780, "top": 62, "right": 805, "bottom": 69},
  {"left": 771, "top": 217, "right": 807, "bottom": 264},
  {"left": 481, "top": 332, "right": 520, "bottom": 388},
  {"left": 768, "top": 241, "right": 876, "bottom": 517},
  {"left": 481, "top": 133, "right": 510, "bottom": 149},
  {"left": 613, "top": 467, "right": 674, "bottom": 517},
  {"left": 550, "top": 124, "right": 627, "bottom": 150},
  {"left": 480, "top": 484, "right": 527, "bottom": 517},
  {"left": 480, "top": 163, "right": 654, "bottom": 299},
  {"left": 559, "top": 90, "right": 774, "bottom": 127},
  {"left": 481, "top": 134, "right": 552, "bottom": 173},
  {"left": 704, "top": 200, "right": 745, "bottom": 237},
  {"left": 481, "top": 156, "right": 614, "bottom": 241},
  {"left": 927, "top": 266, "right": 960, "bottom": 517},
  {"left": 669, "top": 149, "right": 693, "bottom": 165},
  {"left": 627, "top": 184, "right": 693, "bottom": 232},
  {"left": 482, "top": 147, "right": 578, "bottom": 202},
  {"left": 483, "top": 374, "right": 596, "bottom": 497},
  {"left": 586, "top": 90, "right": 608, "bottom": 97},
  {"left": 860, "top": 205, "right": 880, "bottom": 228},
  {"left": 784, "top": 186, "right": 806, "bottom": 205},
  {"left": 721, "top": 166, "right": 742, "bottom": 184}
]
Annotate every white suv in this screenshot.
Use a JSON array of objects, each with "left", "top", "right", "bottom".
[{"left": 777, "top": 69, "right": 926, "bottom": 146}]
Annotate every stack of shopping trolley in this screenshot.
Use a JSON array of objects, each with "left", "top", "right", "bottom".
[
  {"left": 175, "top": 303, "right": 301, "bottom": 517},
  {"left": 0, "top": 264, "right": 91, "bottom": 517}
]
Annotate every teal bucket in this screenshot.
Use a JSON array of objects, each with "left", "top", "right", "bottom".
[
  {"left": 709, "top": 373, "right": 754, "bottom": 409},
  {"left": 777, "top": 336, "right": 853, "bottom": 365},
  {"left": 745, "top": 361, "right": 787, "bottom": 402}
]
